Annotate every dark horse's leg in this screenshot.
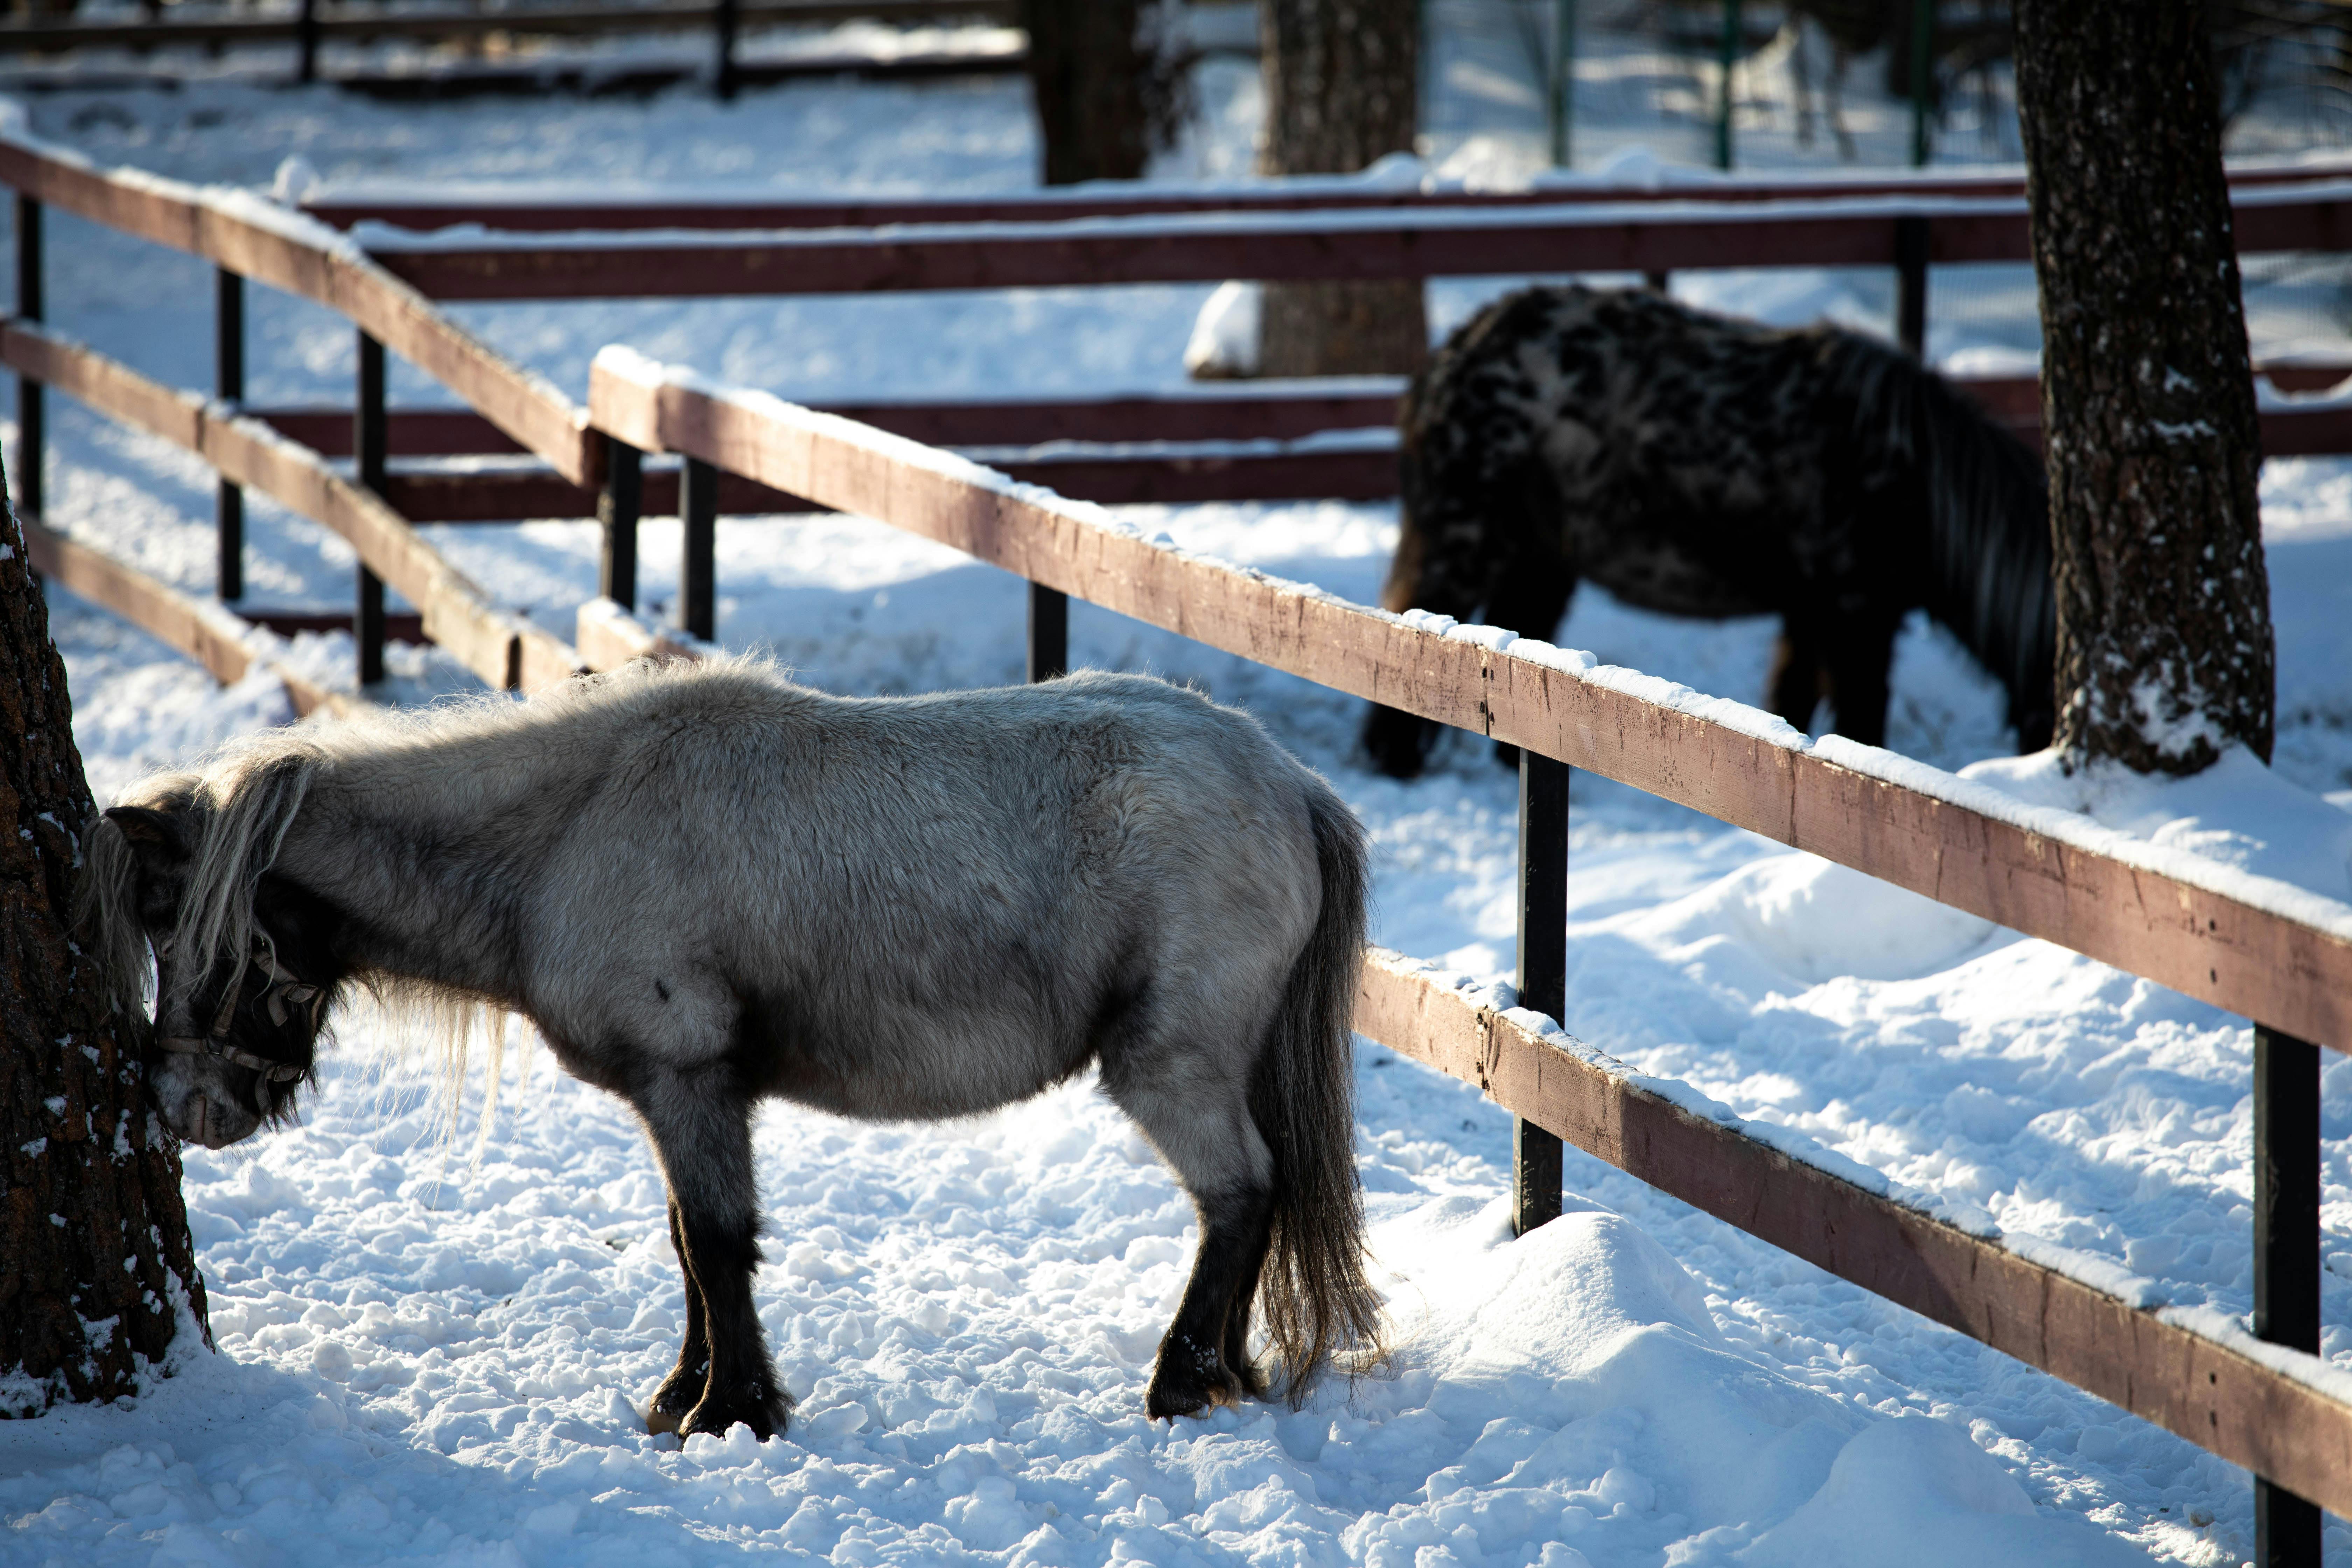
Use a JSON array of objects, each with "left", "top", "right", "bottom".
[
  {"left": 1768, "top": 615, "right": 1829, "bottom": 735},
  {"left": 1484, "top": 560, "right": 1578, "bottom": 771},
  {"left": 1820, "top": 611, "right": 1902, "bottom": 747},
  {"left": 646, "top": 1200, "right": 711, "bottom": 1435},
  {"left": 634, "top": 1066, "right": 793, "bottom": 1439}
]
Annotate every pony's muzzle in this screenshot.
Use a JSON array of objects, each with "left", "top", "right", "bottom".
[{"left": 178, "top": 1092, "right": 255, "bottom": 1150}]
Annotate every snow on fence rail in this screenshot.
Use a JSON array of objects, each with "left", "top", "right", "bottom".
[
  {"left": 581, "top": 344, "right": 2352, "bottom": 1514},
  {"left": 19, "top": 124, "right": 2352, "bottom": 1528}
]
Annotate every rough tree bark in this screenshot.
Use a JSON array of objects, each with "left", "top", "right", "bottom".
[
  {"left": 2013, "top": 0, "right": 2273, "bottom": 772},
  {"left": 1, "top": 455, "right": 208, "bottom": 1417},
  {"left": 1021, "top": 0, "right": 1189, "bottom": 186},
  {"left": 1257, "top": 0, "right": 1427, "bottom": 377}
]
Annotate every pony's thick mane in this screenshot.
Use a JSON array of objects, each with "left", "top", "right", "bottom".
[
  {"left": 1826, "top": 333, "right": 2055, "bottom": 735},
  {"left": 82, "top": 743, "right": 319, "bottom": 1017}
]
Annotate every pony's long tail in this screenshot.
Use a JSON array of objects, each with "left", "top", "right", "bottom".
[{"left": 1249, "top": 783, "right": 1383, "bottom": 1404}]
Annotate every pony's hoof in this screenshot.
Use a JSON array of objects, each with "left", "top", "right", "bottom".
[
  {"left": 679, "top": 1381, "right": 795, "bottom": 1442},
  {"left": 646, "top": 1405, "right": 682, "bottom": 1436},
  {"left": 1146, "top": 1336, "right": 1245, "bottom": 1420}
]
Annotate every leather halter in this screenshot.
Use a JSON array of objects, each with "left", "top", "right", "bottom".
[{"left": 154, "top": 932, "right": 321, "bottom": 1085}]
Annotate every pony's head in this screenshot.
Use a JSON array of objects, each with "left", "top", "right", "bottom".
[{"left": 80, "top": 750, "right": 342, "bottom": 1149}]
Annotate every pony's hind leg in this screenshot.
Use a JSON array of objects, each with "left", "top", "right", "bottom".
[
  {"left": 1148, "top": 1181, "right": 1275, "bottom": 1419},
  {"left": 635, "top": 1068, "right": 794, "bottom": 1440},
  {"left": 1100, "top": 1057, "right": 1278, "bottom": 1417},
  {"left": 646, "top": 1200, "right": 712, "bottom": 1435}
]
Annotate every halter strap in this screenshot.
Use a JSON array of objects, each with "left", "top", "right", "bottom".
[{"left": 154, "top": 931, "right": 317, "bottom": 1084}]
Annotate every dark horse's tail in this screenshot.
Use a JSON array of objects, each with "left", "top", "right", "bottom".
[
  {"left": 1827, "top": 336, "right": 2057, "bottom": 750},
  {"left": 1249, "top": 782, "right": 1383, "bottom": 1402}
]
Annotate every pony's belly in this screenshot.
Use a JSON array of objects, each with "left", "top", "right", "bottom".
[
  {"left": 740, "top": 999, "right": 1093, "bottom": 1123},
  {"left": 1578, "top": 536, "right": 1779, "bottom": 620}
]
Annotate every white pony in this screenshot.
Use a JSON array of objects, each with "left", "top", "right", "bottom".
[{"left": 82, "top": 658, "right": 1379, "bottom": 1439}]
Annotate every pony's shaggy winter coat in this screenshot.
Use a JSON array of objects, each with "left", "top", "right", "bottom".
[
  {"left": 1364, "top": 284, "right": 2054, "bottom": 777},
  {"left": 84, "top": 658, "right": 1381, "bottom": 1438}
]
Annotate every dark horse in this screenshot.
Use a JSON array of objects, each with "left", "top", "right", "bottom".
[
  {"left": 1363, "top": 285, "right": 2054, "bottom": 778},
  {"left": 83, "top": 659, "right": 1380, "bottom": 1441}
]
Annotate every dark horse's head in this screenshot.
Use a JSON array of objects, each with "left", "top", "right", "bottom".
[{"left": 80, "top": 755, "right": 344, "bottom": 1150}]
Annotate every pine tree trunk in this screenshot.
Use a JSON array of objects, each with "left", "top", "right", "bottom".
[
  {"left": 1021, "top": 0, "right": 1151, "bottom": 186},
  {"left": 1256, "top": 0, "right": 1427, "bottom": 377},
  {"left": 1, "top": 456, "right": 208, "bottom": 1416},
  {"left": 2013, "top": 0, "right": 2274, "bottom": 772}
]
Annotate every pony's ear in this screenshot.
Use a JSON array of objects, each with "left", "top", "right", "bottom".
[{"left": 104, "top": 805, "right": 192, "bottom": 869}]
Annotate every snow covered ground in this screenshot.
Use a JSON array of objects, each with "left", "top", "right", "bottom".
[{"left": 9, "top": 19, "right": 2352, "bottom": 1567}]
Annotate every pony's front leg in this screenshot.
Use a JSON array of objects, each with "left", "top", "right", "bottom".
[
  {"left": 645, "top": 1200, "right": 710, "bottom": 1435},
  {"left": 635, "top": 1071, "right": 794, "bottom": 1441}
]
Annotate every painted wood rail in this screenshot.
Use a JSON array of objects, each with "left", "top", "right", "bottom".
[
  {"left": 0, "top": 135, "right": 600, "bottom": 486},
  {"left": 0, "top": 318, "right": 580, "bottom": 694}
]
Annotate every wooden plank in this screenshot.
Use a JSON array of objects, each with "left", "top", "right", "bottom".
[
  {"left": 260, "top": 390, "right": 1404, "bottom": 455},
  {"left": 574, "top": 595, "right": 710, "bottom": 670},
  {"left": 20, "top": 514, "right": 373, "bottom": 718},
  {"left": 0, "top": 134, "right": 599, "bottom": 486},
  {"left": 256, "top": 407, "right": 528, "bottom": 458},
  {"left": 271, "top": 370, "right": 2352, "bottom": 469},
  {"left": 307, "top": 159, "right": 2352, "bottom": 235},
  {"left": 590, "top": 358, "right": 2352, "bottom": 1047},
  {"left": 0, "top": 0, "right": 1011, "bottom": 51},
  {"left": 375, "top": 209, "right": 1908, "bottom": 300},
  {"left": 1, "top": 318, "right": 578, "bottom": 695},
  {"left": 21, "top": 513, "right": 254, "bottom": 686},
  {"left": 1352, "top": 950, "right": 2352, "bottom": 1518},
  {"left": 371, "top": 187, "right": 2352, "bottom": 302}
]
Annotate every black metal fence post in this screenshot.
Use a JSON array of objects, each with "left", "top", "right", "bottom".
[
  {"left": 355, "top": 330, "right": 386, "bottom": 685},
  {"left": 216, "top": 268, "right": 245, "bottom": 601},
  {"left": 1895, "top": 215, "right": 1930, "bottom": 359},
  {"left": 296, "top": 0, "right": 320, "bottom": 83},
  {"left": 15, "top": 193, "right": 41, "bottom": 523},
  {"left": 713, "top": 0, "right": 740, "bottom": 101},
  {"left": 1513, "top": 750, "right": 1569, "bottom": 1236},
  {"left": 599, "top": 435, "right": 642, "bottom": 611},
  {"left": 1027, "top": 583, "right": 1068, "bottom": 683},
  {"left": 2254, "top": 1022, "right": 2324, "bottom": 1567},
  {"left": 679, "top": 455, "right": 717, "bottom": 641}
]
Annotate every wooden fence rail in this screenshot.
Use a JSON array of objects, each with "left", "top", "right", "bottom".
[
  {"left": 359, "top": 181, "right": 2352, "bottom": 302},
  {"left": 304, "top": 154, "right": 2352, "bottom": 234},
  {"left": 0, "top": 318, "right": 578, "bottom": 693},
  {"left": 0, "top": 0, "right": 1014, "bottom": 52},
  {"left": 0, "top": 136, "right": 600, "bottom": 486}
]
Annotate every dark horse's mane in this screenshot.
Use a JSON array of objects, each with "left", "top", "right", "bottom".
[{"left": 1822, "top": 330, "right": 2055, "bottom": 747}]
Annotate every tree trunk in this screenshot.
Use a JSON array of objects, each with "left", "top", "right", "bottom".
[
  {"left": 1022, "top": 0, "right": 1154, "bottom": 186},
  {"left": 1, "top": 456, "right": 208, "bottom": 1416},
  {"left": 1256, "top": 0, "right": 1427, "bottom": 377},
  {"left": 2014, "top": 0, "right": 2273, "bottom": 773}
]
